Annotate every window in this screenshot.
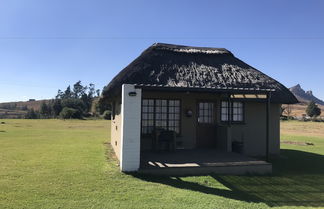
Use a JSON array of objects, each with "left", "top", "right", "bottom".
[
  {"left": 141, "top": 99, "right": 181, "bottom": 134},
  {"left": 155, "top": 99, "right": 168, "bottom": 131},
  {"left": 168, "top": 100, "right": 180, "bottom": 133},
  {"left": 198, "top": 102, "right": 214, "bottom": 124},
  {"left": 142, "top": 99, "right": 154, "bottom": 134},
  {"left": 221, "top": 101, "right": 244, "bottom": 122},
  {"left": 221, "top": 101, "right": 229, "bottom": 121},
  {"left": 232, "top": 102, "right": 244, "bottom": 122}
]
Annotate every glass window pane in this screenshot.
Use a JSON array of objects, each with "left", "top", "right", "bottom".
[{"left": 198, "top": 102, "right": 213, "bottom": 124}]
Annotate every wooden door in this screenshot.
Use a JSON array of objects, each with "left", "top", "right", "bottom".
[{"left": 196, "top": 102, "right": 217, "bottom": 148}]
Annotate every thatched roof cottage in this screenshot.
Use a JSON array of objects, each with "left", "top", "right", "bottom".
[{"left": 102, "top": 43, "right": 298, "bottom": 175}]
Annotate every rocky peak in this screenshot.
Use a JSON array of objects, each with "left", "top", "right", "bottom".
[
  {"left": 289, "top": 84, "right": 324, "bottom": 105},
  {"left": 306, "top": 90, "right": 313, "bottom": 96}
]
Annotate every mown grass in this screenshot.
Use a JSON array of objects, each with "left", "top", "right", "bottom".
[{"left": 0, "top": 119, "right": 323, "bottom": 209}]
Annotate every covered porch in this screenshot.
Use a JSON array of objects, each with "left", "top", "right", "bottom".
[
  {"left": 117, "top": 84, "right": 279, "bottom": 172},
  {"left": 140, "top": 149, "right": 272, "bottom": 175}
]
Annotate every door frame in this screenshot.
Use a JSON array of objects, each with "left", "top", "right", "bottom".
[{"left": 195, "top": 100, "right": 217, "bottom": 148}]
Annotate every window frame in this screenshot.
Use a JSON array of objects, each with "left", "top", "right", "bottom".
[
  {"left": 220, "top": 100, "right": 245, "bottom": 124},
  {"left": 197, "top": 101, "right": 215, "bottom": 124},
  {"left": 141, "top": 98, "right": 182, "bottom": 136}
]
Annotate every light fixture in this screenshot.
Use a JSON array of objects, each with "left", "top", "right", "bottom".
[
  {"left": 186, "top": 109, "right": 193, "bottom": 117},
  {"left": 128, "top": 91, "right": 137, "bottom": 96}
]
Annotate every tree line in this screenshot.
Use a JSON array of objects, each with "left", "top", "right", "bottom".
[
  {"left": 281, "top": 100, "right": 322, "bottom": 121},
  {"left": 25, "top": 81, "right": 111, "bottom": 119}
]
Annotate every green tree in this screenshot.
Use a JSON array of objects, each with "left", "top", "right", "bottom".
[
  {"left": 63, "top": 86, "right": 73, "bottom": 99},
  {"left": 25, "top": 109, "right": 39, "bottom": 119},
  {"left": 96, "top": 98, "right": 111, "bottom": 114},
  {"left": 55, "top": 90, "right": 64, "bottom": 99},
  {"left": 59, "top": 107, "right": 82, "bottom": 119},
  {"left": 53, "top": 81, "right": 101, "bottom": 118},
  {"left": 96, "top": 89, "right": 100, "bottom": 97},
  {"left": 102, "top": 110, "right": 111, "bottom": 120},
  {"left": 306, "top": 101, "right": 321, "bottom": 118},
  {"left": 40, "top": 102, "right": 50, "bottom": 118},
  {"left": 51, "top": 99, "right": 62, "bottom": 117},
  {"left": 61, "top": 98, "right": 86, "bottom": 113},
  {"left": 73, "top": 81, "right": 87, "bottom": 99}
]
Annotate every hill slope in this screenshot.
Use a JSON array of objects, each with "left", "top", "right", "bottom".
[{"left": 0, "top": 100, "right": 49, "bottom": 119}]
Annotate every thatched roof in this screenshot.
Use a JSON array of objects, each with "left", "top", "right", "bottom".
[{"left": 102, "top": 43, "right": 298, "bottom": 104}]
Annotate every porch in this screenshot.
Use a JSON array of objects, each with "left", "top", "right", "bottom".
[{"left": 140, "top": 149, "right": 272, "bottom": 175}]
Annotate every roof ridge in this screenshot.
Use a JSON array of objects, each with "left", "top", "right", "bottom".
[{"left": 151, "top": 43, "right": 233, "bottom": 55}]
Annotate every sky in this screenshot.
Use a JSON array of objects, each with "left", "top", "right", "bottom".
[{"left": 0, "top": 0, "right": 323, "bottom": 102}]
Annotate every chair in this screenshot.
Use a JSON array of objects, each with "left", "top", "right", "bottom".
[{"left": 156, "top": 130, "right": 176, "bottom": 151}]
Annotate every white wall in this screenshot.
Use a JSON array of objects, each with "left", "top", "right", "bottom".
[
  {"left": 110, "top": 97, "right": 121, "bottom": 160},
  {"left": 120, "top": 84, "right": 142, "bottom": 172}
]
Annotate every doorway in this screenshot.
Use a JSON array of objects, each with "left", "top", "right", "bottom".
[{"left": 196, "top": 101, "right": 217, "bottom": 148}]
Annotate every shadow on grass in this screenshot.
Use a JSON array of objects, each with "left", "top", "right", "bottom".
[{"left": 133, "top": 149, "right": 324, "bottom": 207}]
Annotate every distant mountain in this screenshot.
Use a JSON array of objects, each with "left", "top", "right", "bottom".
[{"left": 289, "top": 84, "right": 324, "bottom": 105}]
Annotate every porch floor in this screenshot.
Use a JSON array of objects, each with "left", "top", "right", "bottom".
[{"left": 140, "top": 149, "right": 272, "bottom": 175}]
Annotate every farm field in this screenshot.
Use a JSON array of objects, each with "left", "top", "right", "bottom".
[{"left": 0, "top": 119, "right": 323, "bottom": 209}]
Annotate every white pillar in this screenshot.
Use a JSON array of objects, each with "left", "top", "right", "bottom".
[{"left": 120, "top": 84, "right": 142, "bottom": 172}]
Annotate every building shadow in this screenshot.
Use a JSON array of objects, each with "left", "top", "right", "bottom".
[{"left": 132, "top": 149, "right": 324, "bottom": 207}]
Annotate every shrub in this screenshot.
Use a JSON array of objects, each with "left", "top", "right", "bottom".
[
  {"left": 102, "top": 110, "right": 111, "bottom": 120},
  {"left": 59, "top": 107, "right": 82, "bottom": 119},
  {"left": 61, "top": 98, "right": 86, "bottom": 113},
  {"left": 306, "top": 101, "right": 321, "bottom": 118}
]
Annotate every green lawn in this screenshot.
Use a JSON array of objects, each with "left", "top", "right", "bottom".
[{"left": 0, "top": 119, "right": 323, "bottom": 209}]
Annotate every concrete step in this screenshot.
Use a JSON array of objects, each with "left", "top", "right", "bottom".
[{"left": 139, "top": 162, "right": 272, "bottom": 176}]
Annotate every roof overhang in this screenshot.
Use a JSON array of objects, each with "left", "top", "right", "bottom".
[{"left": 135, "top": 84, "right": 275, "bottom": 94}]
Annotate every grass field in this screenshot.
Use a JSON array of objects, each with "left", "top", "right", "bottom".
[{"left": 0, "top": 119, "right": 324, "bottom": 209}]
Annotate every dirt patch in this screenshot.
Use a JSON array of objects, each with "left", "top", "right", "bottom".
[
  {"left": 104, "top": 141, "right": 119, "bottom": 166},
  {"left": 281, "top": 140, "right": 314, "bottom": 146}
]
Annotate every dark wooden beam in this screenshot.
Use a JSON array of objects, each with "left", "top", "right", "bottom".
[
  {"left": 266, "top": 91, "right": 271, "bottom": 162},
  {"left": 227, "top": 93, "right": 231, "bottom": 127}
]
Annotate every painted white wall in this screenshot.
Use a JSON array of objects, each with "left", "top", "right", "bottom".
[{"left": 120, "top": 84, "right": 142, "bottom": 172}]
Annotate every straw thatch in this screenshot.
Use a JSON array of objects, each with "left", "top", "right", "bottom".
[{"left": 102, "top": 43, "right": 298, "bottom": 104}]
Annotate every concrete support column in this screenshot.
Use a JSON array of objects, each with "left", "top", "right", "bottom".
[{"left": 120, "top": 84, "right": 142, "bottom": 172}]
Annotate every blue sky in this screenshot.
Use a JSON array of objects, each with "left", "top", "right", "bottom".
[{"left": 0, "top": 0, "right": 323, "bottom": 102}]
